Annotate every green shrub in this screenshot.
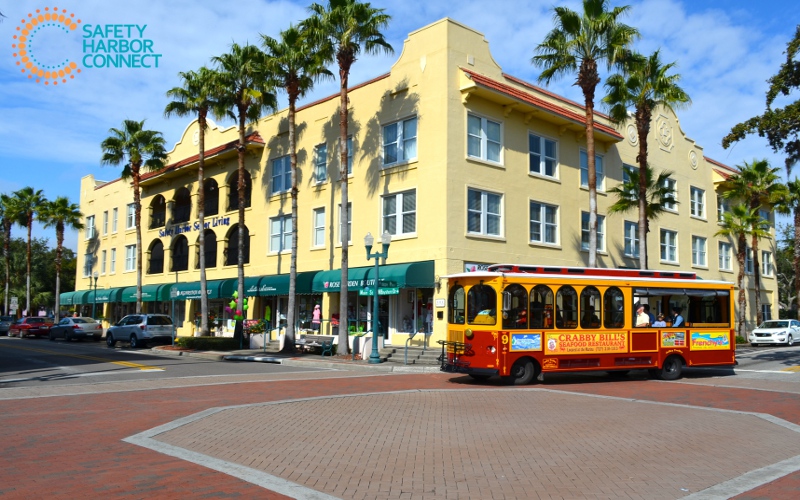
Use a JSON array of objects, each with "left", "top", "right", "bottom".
[
  {"left": 175, "top": 336, "right": 240, "bottom": 351},
  {"left": 735, "top": 335, "right": 747, "bottom": 345}
]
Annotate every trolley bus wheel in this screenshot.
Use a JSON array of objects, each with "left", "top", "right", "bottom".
[
  {"left": 652, "top": 355, "right": 683, "bottom": 381},
  {"left": 503, "top": 358, "right": 537, "bottom": 385}
]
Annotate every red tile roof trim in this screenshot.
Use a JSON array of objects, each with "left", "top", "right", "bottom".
[
  {"left": 502, "top": 73, "right": 613, "bottom": 121},
  {"left": 461, "top": 68, "right": 622, "bottom": 139},
  {"left": 704, "top": 156, "right": 739, "bottom": 174},
  {"left": 712, "top": 168, "right": 733, "bottom": 180}
]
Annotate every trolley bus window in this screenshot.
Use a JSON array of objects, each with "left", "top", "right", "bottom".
[
  {"left": 449, "top": 285, "right": 465, "bottom": 324},
  {"left": 502, "top": 284, "right": 528, "bottom": 330},
  {"left": 556, "top": 285, "right": 578, "bottom": 328},
  {"left": 603, "top": 287, "right": 625, "bottom": 328},
  {"left": 468, "top": 284, "right": 497, "bottom": 325},
  {"left": 580, "top": 286, "right": 601, "bottom": 329},
  {"left": 530, "top": 285, "right": 554, "bottom": 329}
]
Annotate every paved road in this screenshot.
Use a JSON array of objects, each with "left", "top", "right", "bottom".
[{"left": 1, "top": 341, "right": 799, "bottom": 499}]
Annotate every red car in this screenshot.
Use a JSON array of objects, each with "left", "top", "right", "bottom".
[{"left": 9, "top": 317, "right": 54, "bottom": 338}]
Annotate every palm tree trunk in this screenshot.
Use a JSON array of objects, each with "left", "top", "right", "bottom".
[
  {"left": 26, "top": 214, "right": 32, "bottom": 315},
  {"left": 236, "top": 108, "right": 246, "bottom": 346},
  {"left": 3, "top": 222, "right": 10, "bottom": 315},
  {"left": 578, "top": 60, "right": 600, "bottom": 268},
  {"left": 636, "top": 111, "right": 651, "bottom": 270},
  {"left": 283, "top": 97, "right": 298, "bottom": 354},
  {"left": 198, "top": 113, "right": 208, "bottom": 337},
  {"left": 338, "top": 65, "right": 351, "bottom": 353},
  {"left": 752, "top": 233, "right": 762, "bottom": 325},
  {"left": 54, "top": 226, "right": 63, "bottom": 320},
  {"left": 794, "top": 208, "right": 800, "bottom": 320},
  {"left": 133, "top": 167, "right": 143, "bottom": 314},
  {"left": 737, "top": 235, "right": 747, "bottom": 338}
]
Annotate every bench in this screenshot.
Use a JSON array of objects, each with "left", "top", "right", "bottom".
[{"left": 297, "top": 334, "right": 335, "bottom": 356}]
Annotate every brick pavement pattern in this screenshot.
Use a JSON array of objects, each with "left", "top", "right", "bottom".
[{"left": 1, "top": 370, "right": 800, "bottom": 499}]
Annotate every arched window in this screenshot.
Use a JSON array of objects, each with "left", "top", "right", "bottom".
[
  {"left": 195, "top": 229, "right": 217, "bottom": 269},
  {"left": 171, "top": 235, "right": 189, "bottom": 271},
  {"left": 148, "top": 240, "right": 164, "bottom": 274},
  {"left": 530, "top": 285, "right": 554, "bottom": 329},
  {"left": 173, "top": 187, "right": 191, "bottom": 224},
  {"left": 603, "top": 287, "right": 625, "bottom": 328},
  {"left": 502, "top": 284, "right": 528, "bottom": 330},
  {"left": 225, "top": 224, "right": 250, "bottom": 266},
  {"left": 580, "top": 286, "right": 602, "bottom": 329},
  {"left": 449, "top": 285, "right": 465, "bottom": 324},
  {"left": 467, "top": 284, "right": 496, "bottom": 325},
  {"left": 228, "top": 171, "right": 252, "bottom": 211},
  {"left": 556, "top": 285, "right": 578, "bottom": 329},
  {"left": 149, "top": 195, "right": 166, "bottom": 229},
  {"left": 203, "top": 179, "right": 219, "bottom": 217}
]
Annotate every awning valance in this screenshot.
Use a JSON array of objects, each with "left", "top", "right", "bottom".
[
  {"left": 169, "top": 280, "right": 227, "bottom": 300},
  {"left": 121, "top": 284, "right": 172, "bottom": 303},
  {"left": 312, "top": 261, "right": 434, "bottom": 293},
  {"left": 93, "top": 287, "right": 124, "bottom": 303}
]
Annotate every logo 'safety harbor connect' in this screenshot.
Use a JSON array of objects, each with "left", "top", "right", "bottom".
[{"left": 12, "top": 7, "right": 82, "bottom": 85}]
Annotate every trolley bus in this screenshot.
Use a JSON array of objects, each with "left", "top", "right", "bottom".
[{"left": 439, "top": 264, "right": 735, "bottom": 384}]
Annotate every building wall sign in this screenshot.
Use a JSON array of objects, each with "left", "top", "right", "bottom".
[{"left": 158, "top": 216, "right": 230, "bottom": 238}]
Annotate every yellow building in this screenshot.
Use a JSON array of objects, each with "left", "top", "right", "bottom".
[{"left": 68, "top": 19, "right": 776, "bottom": 344}]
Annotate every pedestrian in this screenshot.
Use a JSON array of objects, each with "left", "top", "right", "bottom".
[
  {"left": 672, "top": 307, "right": 684, "bottom": 327},
  {"left": 312, "top": 304, "right": 321, "bottom": 332}
]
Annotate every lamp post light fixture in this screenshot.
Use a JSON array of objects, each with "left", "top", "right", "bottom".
[
  {"left": 91, "top": 271, "right": 99, "bottom": 319},
  {"left": 364, "top": 231, "right": 391, "bottom": 364}
]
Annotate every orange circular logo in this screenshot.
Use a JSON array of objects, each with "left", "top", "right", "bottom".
[{"left": 11, "top": 7, "right": 82, "bottom": 85}]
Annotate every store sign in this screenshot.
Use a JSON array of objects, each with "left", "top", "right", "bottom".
[
  {"left": 464, "top": 262, "right": 490, "bottom": 272},
  {"left": 158, "top": 216, "right": 230, "bottom": 238},
  {"left": 359, "top": 287, "right": 399, "bottom": 296}
]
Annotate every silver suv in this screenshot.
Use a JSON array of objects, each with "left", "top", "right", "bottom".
[{"left": 106, "top": 314, "right": 174, "bottom": 348}]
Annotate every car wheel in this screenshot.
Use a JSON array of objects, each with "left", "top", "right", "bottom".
[
  {"left": 106, "top": 334, "right": 115, "bottom": 347},
  {"left": 788, "top": 334, "right": 794, "bottom": 346},
  {"left": 129, "top": 334, "right": 139, "bottom": 349}
]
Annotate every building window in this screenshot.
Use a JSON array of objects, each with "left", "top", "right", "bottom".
[
  {"left": 171, "top": 235, "right": 189, "bottom": 272},
  {"left": 85, "top": 215, "right": 96, "bottom": 240},
  {"left": 228, "top": 171, "right": 253, "bottom": 210},
  {"left": 313, "top": 208, "right": 325, "bottom": 247},
  {"left": 112, "top": 208, "right": 118, "bottom": 233},
  {"left": 660, "top": 229, "right": 677, "bottom": 263},
  {"left": 467, "top": 188, "right": 502, "bottom": 236},
  {"left": 172, "top": 187, "right": 191, "bottom": 224},
  {"left": 270, "top": 215, "right": 292, "bottom": 253},
  {"left": 125, "top": 244, "right": 136, "bottom": 272},
  {"left": 690, "top": 187, "right": 705, "bottom": 218},
  {"left": 759, "top": 209, "right": 771, "bottom": 226},
  {"left": 126, "top": 203, "right": 135, "bottom": 230},
  {"left": 530, "top": 201, "right": 558, "bottom": 244},
  {"left": 226, "top": 224, "right": 250, "bottom": 265},
  {"left": 383, "top": 117, "right": 417, "bottom": 166},
  {"left": 338, "top": 203, "right": 352, "bottom": 245},
  {"left": 663, "top": 178, "right": 677, "bottom": 211},
  {"left": 762, "top": 251, "right": 773, "bottom": 276},
  {"left": 347, "top": 136, "right": 353, "bottom": 175},
  {"left": 622, "top": 165, "right": 637, "bottom": 197},
  {"left": 83, "top": 253, "right": 93, "bottom": 277},
  {"left": 101, "top": 250, "right": 107, "bottom": 275},
  {"left": 692, "top": 236, "right": 707, "bottom": 266},
  {"left": 529, "top": 134, "right": 557, "bottom": 177},
  {"left": 467, "top": 113, "right": 502, "bottom": 163},
  {"left": 149, "top": 195, "right": 166, "bottom": 229},
  {"left": 762, "top": 304, "right": 773, "bottom": 321},
  {"left": 197, "top": 230, "right": 217, "bottom": 269},
  {"left": 580, "top": 150, "right": 604, "bottom": 191},
  {"left": 581, "top": 212, "right": 605, "bottom": 252},
  {"left": 271, "top": 155, "right": 291, "bottom": 195},
  {"left": 718, "top": 242, "right": 732, "bottom": 271},
  {"left": 717, "top": 195, "right": 729, "bottom": 222},
  {"left": 383, "top": 190, "right": 416, "bottom": 236},
  {"left": 102, "top": 211, "right": 108, "bottom": 236},
  {"left": 315, "top": 144, "right": 327, "bottom": 182},
  {"left": 148, "top": 240, "right": 164, "bottom": 275},
  {"left": 110, "top": 248, "right": 116, "bottom": 273},
  {"left": 745, "top": 248, "right": 754, "bottom": 274},
  {"left": 204, "top": 179, "right": 219, "bottom": 216},
  {"left": 624, "top": 221, "right": 639, "bottom": 258}
]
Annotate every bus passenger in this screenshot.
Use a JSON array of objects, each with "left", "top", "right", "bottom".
[
  {"left": 672, "top": 307, "right": 684, "bottom": 327},
  {"left": 635, "top": 305, "right": 650, "bottom": 327},
  {"left": 653, "top": 314, "right": 667, "bottom": 327}
]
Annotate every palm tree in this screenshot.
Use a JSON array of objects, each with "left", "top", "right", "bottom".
[
  {"left": 716, "top": 205, "right": 763, "bottom": 338},
  {"left": 12, "top": 187, "right": 46, "bottom": 317},
  {"left": 303, "top": 0, "right": 393, "bottom": 352},
  {"left": 38, "top": 197, "right": 83, "bottom": 319},
  {"left": 100, "top": 120, "right": 167, "bottom": 314},
  {"left": 262, "top": 25, "right": 332, "bottom": 353},
  {"left": 608, "top": 166, "right": 678, "bottom": 268},
  {"left": 775, "top": 179, "right": 800, "bottom": 319},
  {"left": 721, "top": 159, "right": 786, "bottom": 325},
  {"left": 0, "top": 194, "right": 16, "bottom": 315},
  {"left": 165, "top": 67, "right": 221, "bottom": 336},
  {"left": 212, "top": 43, "right": 277, "bottom": 342},
  {"left": 604, "top": 50, "right": 690, "bottom": 269},
  {"left": 533, "top": 0, "right": 638, "bottom": 267}
]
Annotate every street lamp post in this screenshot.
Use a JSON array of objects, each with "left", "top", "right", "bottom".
[
  {"left": 364, "top": 231, "right": 391, "bottom": 364},
  {"left": 91, "top": 271, "right": 99, "bottom": 319}
]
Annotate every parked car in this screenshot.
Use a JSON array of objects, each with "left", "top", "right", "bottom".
[
  {"left": 49, "top": 317, "right": 103, "bottom": 342},
  {"left": 106, "top": 314, "right": 174, "bottom": 348},
  {"left": 749, "top": 319, "right": 800, "bottom": 346},
  {"left": 0, "top": 315, "right": 13, "bottom": 336},
  {"left": 9, "top": 317, "right": 55, "bottom": 338}
]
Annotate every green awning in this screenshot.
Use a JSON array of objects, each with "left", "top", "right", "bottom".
[
  {"left": 221, "top": 277, "right": 262, "bottom": 298},
  {"left": 311, "top": 261, "right": 434, "bottom": 293},
  {"left": 221, "top": 271, "right": 319, "bottom": 297},
  {"left": 94, "top": 287, "right": 124, "bottom": 303},
  {"left": 59, "top": 291, "right": 77, "bottom": 306},
  {"left": 121, "top": 284, "right": 172, "bottom": 302},
  {"left": 72, "top": 290, "right": 92, "bottom": 305},
  {"left": 169, "top": 280, "right": 227, "bottom": 300}
]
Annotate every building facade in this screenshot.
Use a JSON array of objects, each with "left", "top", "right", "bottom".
[{"left": 69, "top": 19, "right": 776, "bottom": 343}]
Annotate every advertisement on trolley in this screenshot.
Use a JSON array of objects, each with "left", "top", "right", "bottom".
[{"left": 544, "top": 332, "right": 628, "bottom": 355}]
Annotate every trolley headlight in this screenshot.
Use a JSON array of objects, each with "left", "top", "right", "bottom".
[{"left": 465, "top": 328, "right": 474, "bottom": 339}]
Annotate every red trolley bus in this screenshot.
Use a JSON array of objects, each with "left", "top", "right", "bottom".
[{"left": 439, "top": 264, "right": 736, "bottom": 384}]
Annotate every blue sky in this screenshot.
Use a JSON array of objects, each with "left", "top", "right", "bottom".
[{"left": 1, "top": 0, "right": 797, "bottom": 252}]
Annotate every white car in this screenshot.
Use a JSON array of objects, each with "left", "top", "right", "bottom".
[{"left": 749, "top": 320, "right": 800, "bottom": 347}]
